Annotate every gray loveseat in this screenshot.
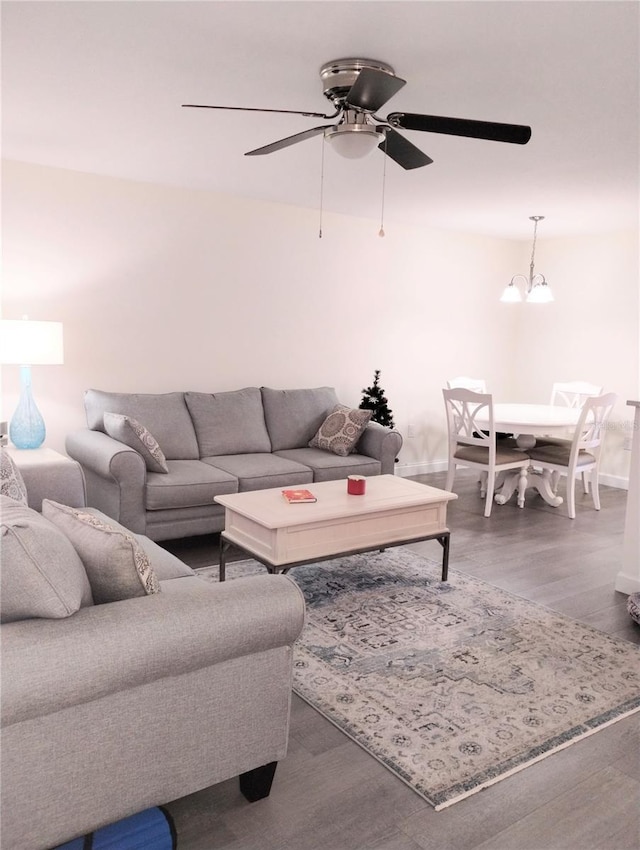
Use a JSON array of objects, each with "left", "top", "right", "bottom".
[
  {"left": 66, "top": 385, "right": 403, "bottom": 541},
  {"left": 0, "top": 450, "right": 305, "bottom": 850}
]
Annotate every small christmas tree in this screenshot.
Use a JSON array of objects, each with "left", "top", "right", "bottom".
[{"left": 359, "top": 370, "right": 395, "bottom": 428}]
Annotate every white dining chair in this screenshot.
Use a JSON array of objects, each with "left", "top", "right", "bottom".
[
  {"left": 550, "top": 381, "right": 604, "bottom": 408},
  {"left": 446, "top": 376, "right": 487, "bottom": 392},
  {"left": 526, "top": 392, "right": 617, "bottom": 519},
  {"left": 443, "top": 388, "right": 531, "bottom": 518},
  {"left": 446, "top": 378, "right": 490, "bottom": 488},
  {"left": 446, "top": 376, "right": 515, "bottom": 492},
  {"left": 542, "top": 381, "right": 605, "bottom": 492}
]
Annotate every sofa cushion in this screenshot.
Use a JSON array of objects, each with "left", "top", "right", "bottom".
[
  {"left": 0, "top": 448, "right": 28, "bottom": 505},
  {"left": 103, "top": 413, "right": 169, "bottom": 473},
  {"left": 42, "top": 500, "right": 160, "bottom": 603},
  {"left": 202, "top": 453, "right": 313, "bottom": 492},
  {"left": 84, "top": 389, "right": 199, "bottom": 460},
  {"left": 309, "top": 404, "right": 372, "bottom": 457},
  {"left": 145, "top": 460, "right": 238, "bottom": 511},
  {"left": 274, "top": 448, "right": 382, "bottom": 482},
  {"left": 185, "top": 387, "right": 271, "bottom": 456},
  {"left": 136, "top": 541, "right": 196, "bottom": 581},
  {"left": 0, "top": 495, "right": 93, "bottom": 623},
  {"left": 261, "top": 386, "right": 340, "bottom": 451}
]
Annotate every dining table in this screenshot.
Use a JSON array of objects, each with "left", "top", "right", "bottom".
[{"left": 474, "top": 403, "right": 584, "bottom": 509}]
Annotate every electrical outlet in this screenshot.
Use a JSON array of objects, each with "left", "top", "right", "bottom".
[
  {"left": 623, "top": 433, "right": 633, "bottom": 451},
  {"left": 407, "top": 423, "right": 417, "bottom": 438}
]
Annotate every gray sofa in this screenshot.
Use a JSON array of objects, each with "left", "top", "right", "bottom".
[
  {"left": 66, "top": 385, "right": 403, "bottom": 541},
  {"left": 0, "top": 450, "right": 306, "bottom": 850}
]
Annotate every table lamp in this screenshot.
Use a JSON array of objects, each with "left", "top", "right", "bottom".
[{"left": 0, "top": 317, "right": 64, "bottom": 449}]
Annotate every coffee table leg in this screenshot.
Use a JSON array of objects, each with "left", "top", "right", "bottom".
[
  {"left": 439, "top": 533, "right": 450, "bottom": 582},
  {"left": 219, "top": 536, "right": 231, "bottom": 582}
]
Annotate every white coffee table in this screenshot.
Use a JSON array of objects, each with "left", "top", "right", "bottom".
[{"left": 215, "top": 474, "right": 457, "bottom": 582}]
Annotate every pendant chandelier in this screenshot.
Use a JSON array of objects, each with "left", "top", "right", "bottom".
[{"left": 500, "top": 215, "right": 554, "bottom": 303}]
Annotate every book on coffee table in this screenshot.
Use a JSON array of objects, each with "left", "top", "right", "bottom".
[{"left": 282, "top": 488, "right": 317, "bottom": 503}]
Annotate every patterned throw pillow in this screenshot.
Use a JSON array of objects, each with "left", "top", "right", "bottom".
[
  {"left": 628, "top": 592, "right": 640, "bottom": 625},
  {"left": 309, "top": 404, "right": 373, "bottom": 457},
  {"left": 103, "top": 412, "right": 169, "bottom": 473},
  {"left": 42, "top": 500, "right": 160, "bottom": 604},
  {"left": 0, "top": 448, "right": 28, "bottom": 505}
]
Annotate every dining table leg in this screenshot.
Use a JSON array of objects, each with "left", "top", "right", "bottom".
[
  {"left": 494, "top": 465, "right": 564, "bottom": 508},
  {"left": 494, "top": 471, "right": 522, "bottom": 506},
  {"left": 517, "top": 468, "right": 528, "bottom": 508},
  {"left": 528, "top": 468, "right": 564, "bottom": 507}
]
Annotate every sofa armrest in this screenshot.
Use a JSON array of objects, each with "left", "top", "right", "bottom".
[
  {"left": 65, "top": 429, "right": 147, "bottom": 532},
  {"left": 1, "top": 574, "right": 305, "bottom": 727},
  {"left": 7, "top": 448, "right": 86, "bottom": 511},
  {"left": 356, "top": 422, "right": 403, "bottom": 475}
]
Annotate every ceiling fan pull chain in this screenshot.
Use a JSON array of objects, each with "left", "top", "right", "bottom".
[
  {"left": 379, "top": 131, "right": 387, "bottom": 237},
  {"left": 319, "top": 133, "right": 326, "bottom": 238}
]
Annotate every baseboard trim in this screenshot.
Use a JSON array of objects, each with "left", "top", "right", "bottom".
[
  {"left": 599, "top": 473, "right": 629, "bottom": 491},
  {"left": 614, "top": 570, "right": 640, "bottom": 594},
  {"left": 396, "top": 461, "right": 448, "bottom": 478},
  {"left": 396, "top": 462, "right": 629, "bottom": 491}
]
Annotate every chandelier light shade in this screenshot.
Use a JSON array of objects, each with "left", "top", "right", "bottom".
[
  {"left": 500, "top": 215, "right": 554, "bottom": 304},
  {"left": 0, "top": 317, "right": 64, "bottom": 449}
]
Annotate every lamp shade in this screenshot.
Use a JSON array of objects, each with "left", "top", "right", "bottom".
[
  {"left": 0, "top": 319, "right": 64, "bottom": 365},
  {"left": 526, "top": 281, "right": 554, "bottom": 304},
  {"left": 499, "top": 284, "right": 523, "bottom": 303}
]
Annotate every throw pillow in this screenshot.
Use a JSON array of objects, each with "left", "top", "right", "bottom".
[
  {"left": 78, "top": 507, "right": 196, "bottom": 581},
  {"left": 0, "top": 495, "right": 93, "bottom": 623},
  {"left": 0, "top": 448, "right": 28, "bottom": 505},
  {"left": 628, "top": 592, "right": 640, "bottom": 625},
  {"left": 309, "top": 404, "right": 372, "bottom": 457},
  {"left": 103, "top": 412, "right": 169, "bottom": 473},
  {"left": 42, "top": 500, "right": 160, "bottom": 603}
]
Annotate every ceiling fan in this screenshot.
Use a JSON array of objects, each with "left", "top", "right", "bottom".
[{"left": 183, "top": 58, "right": 532, "bottom": 170}]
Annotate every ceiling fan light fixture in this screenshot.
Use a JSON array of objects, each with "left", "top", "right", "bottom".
[
  {"left": 324, "top": 124, "right": 381, "bottom": 159},
  {"left": 185, "top": 56, "right": 532, "bottom": 173}
]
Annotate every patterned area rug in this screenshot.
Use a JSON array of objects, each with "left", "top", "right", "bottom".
[{"left": 196, "top": 548, "right": 640, "bottom": 810}]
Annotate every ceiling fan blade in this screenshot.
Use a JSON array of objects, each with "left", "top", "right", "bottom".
[
  {"left": 345, "top": 68, "right": 406, "bottom": 112},
  {"left": 387, "top": 112, "right": 532, "bottom": 145},
  {"left": 245, "top": 125, "right": 331, "bottom": 156},
  {"left": 182, "top": 104, "right": 335, "bottom": 119},
  {"left": 379, "top": 129, "right": 433, "bottom": 170}
]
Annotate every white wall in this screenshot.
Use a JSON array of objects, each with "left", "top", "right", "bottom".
[{"left": 1, "top": 160, "right": 637, "bottom": 485}]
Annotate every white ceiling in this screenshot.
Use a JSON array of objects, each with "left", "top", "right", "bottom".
[{"left": 2, "top": 1, "right": 638, "bottom": 239}]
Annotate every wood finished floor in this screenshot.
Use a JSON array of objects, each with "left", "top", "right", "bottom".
[{"left": 162, "top": 472, "right": 640, "bottom": 850}]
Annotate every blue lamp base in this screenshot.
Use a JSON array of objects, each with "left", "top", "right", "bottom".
[{"left": 9, "top": 365, "right": 46, "bottom": 449}]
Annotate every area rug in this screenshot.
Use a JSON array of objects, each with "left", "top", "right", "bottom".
[{"left": 196, "top": 548, "right": 640, "bottom": 810}]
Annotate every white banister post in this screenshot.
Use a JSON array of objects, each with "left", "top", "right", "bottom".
[{"left": 615, "top": 400, "right": 640, "bottom": 594}]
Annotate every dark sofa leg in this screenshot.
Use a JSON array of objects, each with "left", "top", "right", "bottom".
[{"left": 239, "top": 761, "right": 278, "bottom": 802}]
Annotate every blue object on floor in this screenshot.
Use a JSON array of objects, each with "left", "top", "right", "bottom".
[{"left": 54, "top": 806, "right": 176, "bottom": 849}]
